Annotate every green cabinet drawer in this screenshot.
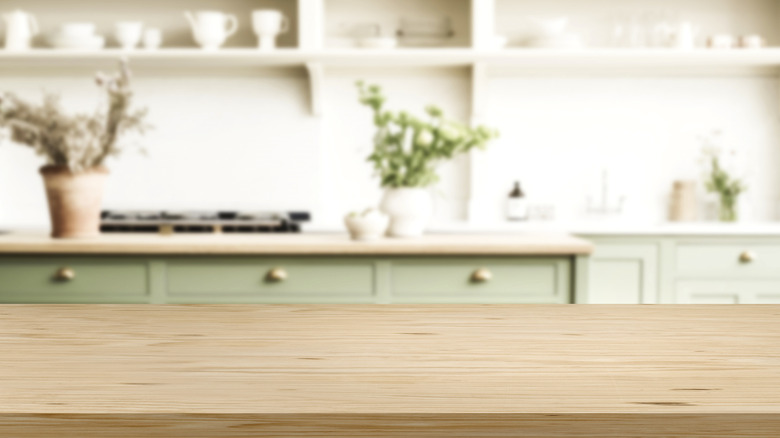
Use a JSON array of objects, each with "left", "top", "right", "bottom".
[
  {"left": 390, "top": 258, "right": 570, "bottom": 303},
  {"left": 677, "top": 244, "right": 780, "bottom": 278},
  {"left": 0, "top": 258, "right": 149, "bottom": 303},
  {"left": 166, "top": 258, "right": 375, "bottom": 303}
]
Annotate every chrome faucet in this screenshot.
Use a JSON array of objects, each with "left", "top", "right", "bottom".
[{"left": 587, "top": 170, "right": 625, "bottom": 215}]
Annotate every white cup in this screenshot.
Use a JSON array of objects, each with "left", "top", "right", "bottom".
[
  {"left": 115, "top": 21, "right": 144, "bottom": 49},
  {"left": 143, "top": 28, "right": 163, "bottom": 49},
  {"left": 708, "top": 34, "right": 736, "bottom": 49},
  {"left": 252, "top": 9, "right": 288, "bottom": 50},
  {"left": 740, "top": 34, "right": 765, "bottom": 49},
  {"left": 60, "top": 22, "right": 96, "bottom": 38}
]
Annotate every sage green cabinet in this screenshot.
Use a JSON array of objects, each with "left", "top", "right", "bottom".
[
  {"left": 166, "top": 258, "right": 376, "bottom": 304},
  {"left": 585, "top": 243, "right": 658, "bottom": 304},
  {"left": 677, "top": 280, "right": 780, "bottom": 304},
  {"left": 581, "top": 235, "right": 780, "bottom": 304},
  {"left": 391, "top": 258, "right": 570, "bottom": 304},
  {"left": 0, "top": 257, "right": 149, "bottom": 303},
  {"left": 0, "top": 256, "right": 575, "bottom": 304}
]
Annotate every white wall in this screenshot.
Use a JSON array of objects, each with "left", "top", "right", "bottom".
[{"left": 2, "top": 66, "right": 778, "bottom": 229}]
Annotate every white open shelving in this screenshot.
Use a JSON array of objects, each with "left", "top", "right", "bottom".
[{"left": 5, "top": 48, "right": 780, "bottom": 117}]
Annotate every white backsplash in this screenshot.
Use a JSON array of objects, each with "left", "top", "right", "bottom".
[{"left": 1, "top": 67, "right": 779, "bottom": 229}]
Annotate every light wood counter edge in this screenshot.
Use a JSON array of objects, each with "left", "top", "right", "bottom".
[{"left": 0, "top": 232, "right": 594, "bottom": 256}]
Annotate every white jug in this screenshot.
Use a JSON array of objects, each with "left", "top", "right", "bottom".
[
  {"left": 669, "top": 21, "right": 699, "bottom": 50},
  {"left": 184, "top": 10, "right": 238, "bottom": 50},
  {"left": 3, "top": 10, "right": 39, "bottom": 51}
]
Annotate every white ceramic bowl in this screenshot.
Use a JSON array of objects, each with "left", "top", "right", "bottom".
[
  {"left": 49, "top": 34, "right": 105, "bottom": 50},
  {"left": 59, "top": 22, "right": 97, "bottom": 38},
  {"left": 528, "top": 17, "right": 569, "bottom": 37},
  {"left": 344, "top": 211, "right": 389, "bottom": 241}
]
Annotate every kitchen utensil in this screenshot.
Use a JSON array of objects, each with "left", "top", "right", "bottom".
[
  {"left": 59, "top": 22, "right": 96, "bottom": 38},
  {"left": 707, "top": 34, "right": 736, "bottom": 49},
  {"left": 669, "top": 21, "right": 698, "bottom": 50},
  {"left": 3, "top": 10, "right": 39, "bottom": 51},
  {"left": 142, "top": 28, "right": 163, "bottom": 50},
  {"left": 528, "top": 17, "right": 569, "bottom": 38},
  {"left": 489, "top": 35, "right": 509, "bottom": 49},
  {"left": 49, "top": 22, "right": 104, "bottom": 50},
  {"left": 185, "top": 10, "right": 238, "bottom": 50},
  {"left": 397, "top": 16, "right": 453, "bottom": 47},
  {"left": 252, "top": 9, "right": 288, "bottom": 50},
  {"left": 669, "top": 180, "right": 697, "bottom": 222},
  {"left": 357, "top": 37, "right": 397, "bottom": 49},
  {"left": 740, "top": 34, "right": 765, "bottom": 49},
  {"left": 114, "top": 21, "right": 144, "bottom": 49},
  {"left": 344, "top": 209, "right": 389, "bottom": 241},
  {"left": 48, "top": 34, "right": 105, "bottom": 50}
]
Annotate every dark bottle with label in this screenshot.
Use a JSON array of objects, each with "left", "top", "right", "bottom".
[{"left": 506, "top": 181, "right": 528, "bottom": 221}]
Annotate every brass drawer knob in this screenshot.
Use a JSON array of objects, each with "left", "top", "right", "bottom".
[
  {"left": 471, "top": 268, "right": 492, "bottom": 283},
  {"left": 54, "top": 267, "right": 76, "bottom": 282},
  {"left": 739, "top": 251, "right": 756, "bottom": 264},
  {"left": 266, "top": 267, "right": 288, "bottom": 282}
]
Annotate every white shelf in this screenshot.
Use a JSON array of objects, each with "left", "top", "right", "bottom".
[
  {"left": 4, "top": 48, "right": 780, "bottom": 72},
  {"left": 5, "top": 48, "right": 779, "bottom": 118}
]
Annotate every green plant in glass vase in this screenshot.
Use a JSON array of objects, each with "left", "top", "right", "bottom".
[
  {"left": 701, "top": 135, "right": 746, "bottom": 223},
  {"left": 356, "top": 81, "right": 498, "bottom": 237}
]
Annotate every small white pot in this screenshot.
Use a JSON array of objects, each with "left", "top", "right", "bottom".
[
  {"left": 380, "top": 188, "right": 432, "bottom": 238},
  {"left": 344, "top": 211, "right": 389, "bottom": 241}
]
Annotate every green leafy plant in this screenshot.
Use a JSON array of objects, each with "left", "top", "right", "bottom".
[
  {"left": 701, "top": 139, "right": 746, "bottom": 222},
  {"left": 357, "top": 81, "right": 498, "bottom": 188},
  {"left": 0, "top": 59, "right": 149, "bottom": 172}
]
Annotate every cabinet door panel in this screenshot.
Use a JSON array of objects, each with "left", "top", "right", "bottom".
[
  {"left": 587, "top": 244, "right": 658, "bottom": 304},
  {"left": 0, "top": 258, "right": 149, "bottom": 303},
  {"left": 391, "top": 258, "right": 569, "bottom": 304},
  {"left": 677, "top": 244, "right": 780, "bottom": 278},
  {"left": 166, "top": 258, "right": 375, "bottom": 303},
  {"left": 677, "top": 281, "right": 780, "bottom": 304}
]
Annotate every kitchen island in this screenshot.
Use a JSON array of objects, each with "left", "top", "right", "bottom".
[
  {"left": 0, "top": 232, "right": 592, "bottom": 304},
  {"left": 0, "top": 305, "right": 778, "bottom": 437}
]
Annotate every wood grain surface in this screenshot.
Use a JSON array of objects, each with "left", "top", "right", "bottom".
[
  {"left": 0, "top": 232, "right": 593, "bottom": 255},
  {"left": 0, "top": 305, "right": 778, "bottom": 437}
]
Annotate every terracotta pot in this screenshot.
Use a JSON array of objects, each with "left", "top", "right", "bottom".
[{"left": 40, "top": 165, "right": 108, "bottom": 239}]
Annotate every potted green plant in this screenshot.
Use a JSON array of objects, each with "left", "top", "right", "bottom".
[
  {"left": 701, "top": 133, "right": 746, "bottom": 223},
  {"left": 0, "top": 60, "right": 148, "bottom": 238},
  {"left": 357, "top": 82, "right": 498, "bottom": 237}
]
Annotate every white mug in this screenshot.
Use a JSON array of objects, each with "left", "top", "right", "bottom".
[
  {"left": 252, "top": 9, "right": 288, "bottom": 50},
  {"left": 185, "top": 11, "right": 239, "bottom": 50},
  {"left": 740, "top": 34, "right": 765, "bottom": 49},
  {"left": 143, "top": 28, "right": 163, "bottom": 49},
  {"left": 115, "top": 21, "right": 144, "bottom": 49},
  {"left": 708, "top": 34, "right": 735, "bottom": 49}
]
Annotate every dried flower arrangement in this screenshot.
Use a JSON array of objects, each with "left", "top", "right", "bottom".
[
  {"left": 357, "top": 81, "right": 498, "bottom": 188},
  {"left": 0, "top": 59, "right": 149, "bottom": 172}
]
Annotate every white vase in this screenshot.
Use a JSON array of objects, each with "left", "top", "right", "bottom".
[{"left": 380, "top": 188, "right": 433, "bottom": 238}]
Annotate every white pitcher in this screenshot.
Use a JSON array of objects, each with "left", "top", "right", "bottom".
[
  {"left": 3, "top": 10, "right": 39, "bottom": 51},
  {"left": 184, "top": 10, "right": 238, "bottom": 50},
  {"left": 669, "top": 21, "right": 699, "bottom": 50}
]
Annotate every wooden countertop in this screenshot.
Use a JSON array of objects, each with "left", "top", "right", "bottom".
[
  {"left": 0, "top": 232, "right": 592, "bottom": 256},
  {"left": 0, "top": 305, "right": 778, "bottom": 437}
]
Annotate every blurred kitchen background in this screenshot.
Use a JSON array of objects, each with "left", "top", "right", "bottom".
[{"left": 1, "top": 0, "right": 780, "bottom": 231}]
